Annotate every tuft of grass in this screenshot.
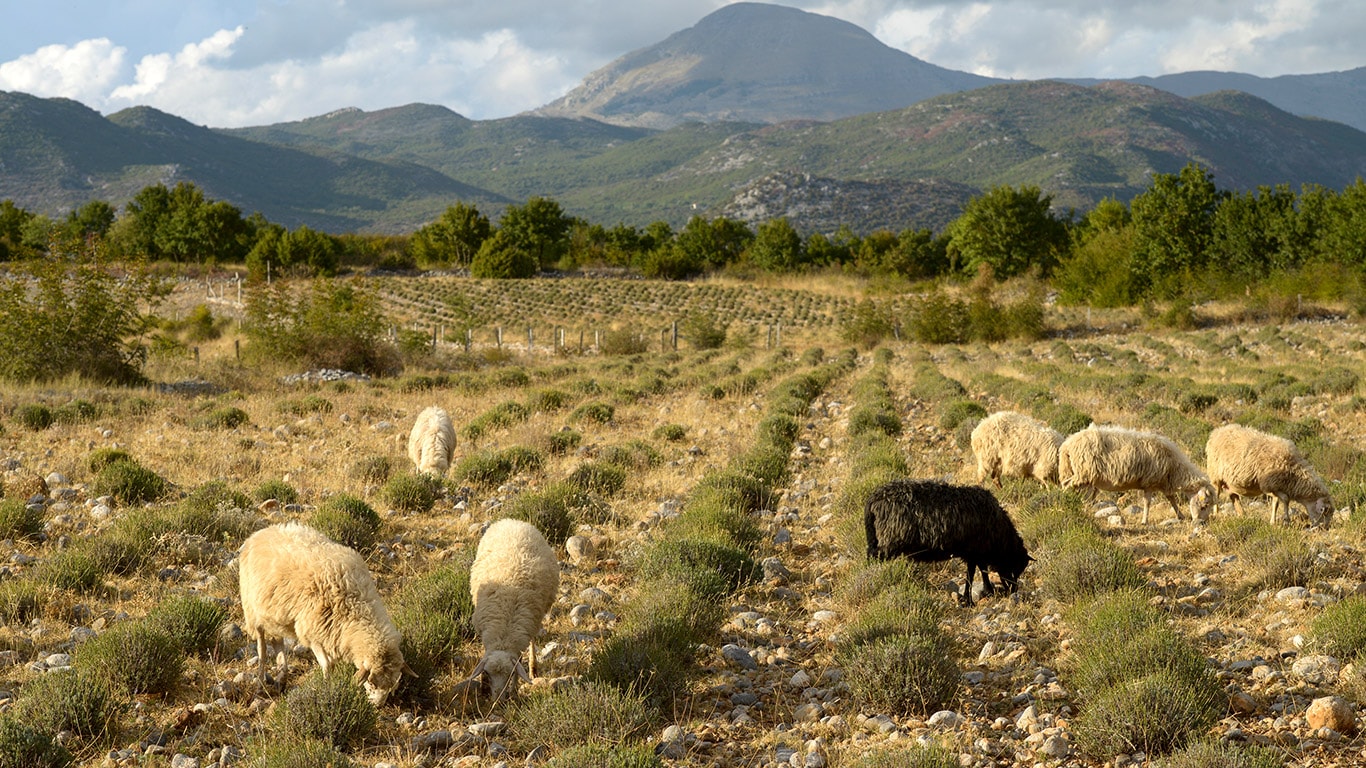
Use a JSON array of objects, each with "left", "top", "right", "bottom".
[
  {"left": 73, "top": 621, "right": 184, "bottom": 695},
  {"left": 566, "top": 461, "right": 628, "bottom": 496},
  {"left": 310, "top": 495, "right": 383, "bottom": 553},
  {"left": 1036, "top": 528, "right": 1148, "bottom": 601},
  {"left": 1072, "top": 669, "right": 1224, "bottom": 759},
  {"left": 0, "top": 579, "right": 44, "bottom": 624},
  {"left": 1151, "top": 740, "right": 1285, "bottom": 768},
  {"left": 89, "top": 459, "right": 170, "bottom": 506},
  {"left": 349, "top": 455, "right": 393, "bottom": 485},
  {"left": 599, "top": 441, "right": 663, "bottom": 471},
  {"left": 652, "top": 423, "right": 688, "bottom": 442},
  {"left": 636, "top": 539, "right": 758, "bottom": 600},
  {"left": 34, "top": 550, "right": 103, "bottom": 593},
  {"left": 194, "top": 405, "right": 250, "bottom": 430},
  {"left": 0, "top": 499, "right": 43, "bottom": 541},
  {"left": 545, "top": 429, "right": 583, "bottom": 455},
  {"left": 14, "top": 669, "right": 125, "bottom": 742},
  {"left": 511, "top": 682, "right": 656, "bottom": 752},
  {"left": 243, "top": 735, "right": 355, "bottom": 768},
  {"left": 15, "top": 404, "right": 54, "bottom": 432},
  {"left": 838, "top": 632, "right": 960, "bottom": 717},
  {"left": 271, "top": 670, "right": 377, "bottom": 750},
  {"left": 0, "top": 716, "right": 72, "bottom": 768},
  {"left": 85, "top": 448, "right": 132, "bottom": 474},
  {"left": 253, "top": 479, "right": 299, "bottom": 505},
  {"left": 378, "top": 472, "right": 443, "bottom": 513},
  {"left": 570, "top": 401, "right": 615, "bottom": 424},
  {"left": 1307, "top": 596, "right": 1366, "bottom": 661},
  {"left": 844, "top": 745, "right": 959, "bottom": 768},
  {"left": 146, "top": 594, "right": 229, "bottom": 658}
]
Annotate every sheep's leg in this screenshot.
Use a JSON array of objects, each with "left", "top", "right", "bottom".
[
  {"left": 959, "top": 562, "right": 977, "bottom": 606},
  {"left": 1232, "top": 494, "right": 1247, "bottom": 517},
  {"left": 1140, "top": 492, "right": 1152, "bottom": 525},
  {"left": 1164, "top": 493, "right": 1185, "bottom": 521},
  {"left": 527, "top": 640, "right": 536, "bottom": 679},
  {"left": 255, "top": 630, "right": 269, "bottom": 689}
]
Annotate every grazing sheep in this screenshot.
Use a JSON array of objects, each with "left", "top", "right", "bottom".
[
  {"left": 971, "top": 410, "right": 1064, "bottom": 487},
  {"left": 465, "top": 518, "right": 560, "bottom": 700},
  {"left": 1058, "top": 425, "right": 1215, "bottom": 525},
  {"left": 864, "top": 479, "right": 1031, "bottom": 606},
  {"left": 1206, "top": 423, "right": 1334, "bottom": 527},
  {"left": 408, "top": 406, "right": 456, "bottom": 476},
  {"left": 239, "top": 522, "right": 412, "bottom": 705}
]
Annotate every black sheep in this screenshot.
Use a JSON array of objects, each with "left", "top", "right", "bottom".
[{"left": 864, "top": 479, "right": 1031, "bottom": 605}]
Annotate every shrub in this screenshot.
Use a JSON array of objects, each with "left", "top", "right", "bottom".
[
  {"left": 571, "top": 401, "right": 615, "bottom": 424},
  {"left": 14, "top": 669, "right": 124, "bottom": 740},
  {"left": 1151, "top": 740, "right": 1284, "bottom": 768},
  {"left": 600, "top": 441, "right": 664, "bottom": 471},
  {"left": 0, "top": 499, "right": 43, "bottom": 540},
  {"left": 1072, "top": 670, "right": 1223, "bottom": 759},
  {"left": 511, "top": 682, "right": 655, "bottom": 752},
  {"left": 310, "top": 494, "right": 383, "bottom": 553},
  {"left": 636, "top": 540, "right": 759, "bottom": 600},
  {"left": 244, "top": 280, "right": 397, "bottom": 376},
  {"left": 909, "top": 291, "right": 970, "bottom": 344},
  {"left": 840, "top": 299, "right": 896, "bottom": 349},
  {"left": 253, "top": 479, "right": 299, "bottom": 504},
  {"left": 848, "top": 405, "right": 902, "bottom": 438},
  {"left": 616, "top": 577, "right": 726, "bottom": 648},
  {"left": 547, "top": 744, "right": 662, "bottom": 768},
  {"left": 74, "top": 621, "right": 184, "bottom": 695},
  {"left": 146, "top": 594, "right": 229, "bottom": 658},
  {"left": 0, "top": 716, "right": 72, "bottom": 768},
  {"left": 194, "top": 405, "right": 250, "bottom": 430},
  {"left": 35, "top": 550, "right": 103, "bottom": 593},
  {"left": 86, "top": 448, "right": 132, "bottom": 473},
  {"left": 503, "top": 486, "right": 582, "bottom": 546},
  {"left": 349, "top": 455, "right": 393, "bottom": 485},
  {"left": 52, "top": 400, "right": 98, "bottom": 425},
  {"left": 679, "top": 311, "right": 728, "bottom": 350},
  {"left": 0, "top": 579, "right": 43, "bottom": 623},
  {"left": 566, "top": 462, "right": 628, "bottom": 496},
  {"left": 378, "top": 472, "right": 443, "bottom": 513},
  {"left": 280, "top": 394, "right": 335, "bottom": 416},
  {"left": 168, "top": 481, "right": 260, "bottom": 542},
  {"left": 243, "top": 735, "right": 355, "bottom": 768},
  {"left": 451, "top": 450, "right": 516, "bottom": 488},
  {"left": 1068, "top": 623, "right": 1216, "bottom": 703},
  {"left": 838, "top": 632, "right": 960, "bottom": 717},
  {"left": 89, "top": 459, "right": 170, "bottom": 506},
  {"left": 841, "top": 586, "right": 946, "bottom": 648},
  {"left": 15, "top": 404, "right": 54, "bottom": 432},
  {"left": 938, "top": 399, "right": 987, "bottom": 431},
  {"left": 546, "top": 429, "right": 583, "bottom": 455},
  {"left": 844, "top": 746, "right": 959, "bottom": 768},
  {"left": 272, "top": 670, "right": 377, "bottom": 750},
  {"left": 1307, "top": 596, "right": 1366, "bottom": 660},
  {"left": 599, "top": 329, "right": 649, "bottom": 356},
  {"left": 1036, "top": 528, "right": 1148, "bottom": 601}
]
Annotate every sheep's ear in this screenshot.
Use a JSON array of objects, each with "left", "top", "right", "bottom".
[
  {"left": 402, "top": 662, "right": 418, "bottom": 678},
  {"left": 353, "top": 666, "right": 371, "bottom": 685},
  {"left": 514, "top": 658, "right": 534, "bottom": 685},
  {"left": 459, "top": 656, "right": 488, "bottom": 684}
]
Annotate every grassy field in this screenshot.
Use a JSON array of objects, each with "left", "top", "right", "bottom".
[{"left": 1, "top": 276, "right": 1365, "bottom": 768}]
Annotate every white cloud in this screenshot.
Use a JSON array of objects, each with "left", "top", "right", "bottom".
[{"left": 0, "top": 39, "right": 128, "bottom": 104}]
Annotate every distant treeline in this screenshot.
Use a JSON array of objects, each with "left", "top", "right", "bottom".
[{"left": 2, "top": 162, "right": 1365, "bottom": 306}]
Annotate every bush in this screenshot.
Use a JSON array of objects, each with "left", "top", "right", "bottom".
[
  {"left": 253, "top": 479, "right": 299, "bottom": 504},
  {"left": 599, "top": 441, "right": 663, "bottom": 471},
  {"left": 546, "top": 429, "right": 583, "bottom": 455},
  {"left": 15, "top": 404, "right": 54, "bottom": 432},
  {"left": 938, "top": 399, "right": 987, "bottom": 431},
  {"left": 89, "top": 459, "right": 170, "bottom": 506},
  {"left": 1072, "top": 670, "right": 1223, "bottom": 759},
  {"left": 244, "top": 281, "right": 397, "bottom": 376},
  {"left": 616, "top": 577, "right": 727, "bottom": 648},
  {"left": 0, "top": 499, "right": 43, "bottom": 540},
  {"left": 349, "top": 455, "right": 393, "bottom": 485},
  {"left": 0, "top": 579, "right": 43, "bottom": 624},
  {"left": 243, "top": 735, "right": 355, "bottom": 768},
  {"left": 566, "top": 462, "right": 628, "bottom": 496},
  {"left": 14, "top": 669, "right": 124, "bottom": 741},
  {"left": 35, "top": 550, "right": 103, "bottom": 593},
  {"left": 547, "top": 744, "right": 662, "bottom": 768},
  {"left": 146, "top": 594, "right": 229, "bottom": 658},
  {"left": 840, "top": 299, "right": 896, "bottom": 349},
  {"left": 1151, "top": 740, "right": 1284, "bottom": 768},
  {"left": 1307, "top": 596, "right": 1366, "bottom": 660},
  {"left": 839, "top": 632, "right": 960, "bottom": 717},
  {"left": 378, "top": 472, "right": 443, "bottom": 513},
  {"left": 503, "top": 486, "right": 583, "bottom": 546},
  {"left": 272, "top": 670, "right": 377, "bottom": 750},
  {"left": 909, "top": 290, "right": 970, "bottom": 344},
  {"left": 86, "top": 448, "right": 132, "bottom": 473},
  {"left": 168, "top": 482, "right": 260, "bottom": 542},
  {"left": 74, "top": 621, "right": 184, "bottom": 695},
  {"left": 511, "top": 682, "right": 655, "bottom": 751},
  {"left": 844, "top": 745, "right": 959, "bottom": 768},
  {"left": 599, "top": 329, "right": 649, "bottom": 356},
  {"left": 195, "top": 406, "right": 250, "bottom": 430},
  {"left": 679, "top": 311, "right": 728, "bottom": 350},
  {"left": 1036, "top": 528, "right": 1148, "bottom": 601},
  {"left": 636, "top": 540, "right": 759, "bottom": 600},
  {"left": 571, "top": 401, "right": 615, "bottom": 424},
  {"left": 310, "top": 495, "right": 383, "bottom": 553},
  {"left": 0, "top": 716, "right": 72, "bottom": 768}
]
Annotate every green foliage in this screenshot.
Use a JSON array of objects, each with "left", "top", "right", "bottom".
[
  {"left": 0, "top": 239, "right": 161, "bottom": 384},
  {"left": 244, "top": 280, "right": 397, "bottom": 376},
  {"left": 146, "top": 594, "right": 229, "bottom": 658},
  {"left": 1129, "top": 163, "right": 1227, "bottom": 296},
  {"left": 502, "top": 483, "right": 593, "bottom": 546},
  {"left": 1036, "top": 528, "right": 1147, "bottom": 601},
  {"left": 391, "top": 561, "right": 475, "bottom": 702},
  {"left": 547, "top": 744, "right": 662, "bottom": 768},
  {"left": 74, "top": 621, "right": 184, "bottom": 695},
  {"left": 194, "top": 405, "right": 250, "bottom": 429},
  {"left": 253, "top": 478, "right": 299, "bottom": 504},
  {"left": 52, "top": 399, "right": 98, "bottom": 425},
  {"left": 241, "top": 736, "right": 354, "bottom": 768},
  {"left": 546, "top": 428, "right": 583, "bottom": 455},
  {"left": 1151, "top": 740, "right": 1287, "bottom": 768},
  {"left": 15, "top": 404, "right": 53, "bottom": 431},
  {"left": 410, "top": 202, "right": 491, "bottom": 268},
  {"left": 471, "top": 229, "right": 539, "bottom": 278},
  {"left": 1072, "top": 670, "right": 1224, "bottom": 759},
  {"left": 598, "top": 329, "right": 649, "bottom": 356},
  {"left": 0, "top": 499, "right": 43, "bottom": 540},
  {"left": 838, "top": 632, "right": 960, "bottom": 717},
  {"left": 636, "top": 539, "right": 759, "bottom": 600},
  {"left": 652, "top": 423, "right": 687, "bottom": 442},
  {"left": 678, "top": 311, "right": 728, "bottom": 350},
  {"left": 35, "top": 550, "right": 103, "bottom": 593},
  {"left": 510, "top": 682, "right": 656, "bottom": 752},
  {"left": 271, "top": 670, "right": 377, "bottom": 750},
  {"left": 1307, "top": 596, "right": 1366, "bottom": 661},
  {"left": 14, "top": 669, "right": 124, "bottom": 741},
  {"left": 310, "top": 494, "right": 383, "bottom": 553},
  {"left": 840, "top": 299, "right": 896, "bottom": 348},
  {"left": 0, "top": 579, "right": 43, "bottom": 623},
  {"left": 566, "top": 461, "right": 628, "bottom": 496},
  {"left": 948, "top": 184, "right": 1069, "bottom": 278},
  {"left": 349, "top": 455, "right": 393, "bottom": 485},
  {"left": 938, "top": 399, "right": 987, "bottom": 431},
  {"left": 0, "top": 716, "right": 72, "bottom": 768},
  {"left": 378, "top": 472, "right": 443, "bottom": 513},
  {"left": 86, "top": 448, "right": 132, "bottom": 473},
  {"left": 909, "top": 289, "right": 970, "bottom": 343}
]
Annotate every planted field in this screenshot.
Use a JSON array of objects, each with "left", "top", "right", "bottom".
[{"left": 1, "top": 279, "right": 1365, "bottom": 768}]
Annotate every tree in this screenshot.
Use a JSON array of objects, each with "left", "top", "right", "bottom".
[
  {"left": 1211, "top": 185, "right": 1304, "bottom": 278},
  {"left": 471, "top": 229, "right": 538, "bottom": 278},
  {"left": 1317, "top": 178, "right": 1366, "bottom": 267},
  {"left": 63, "top": 200, "right": 117, "bottom": 241},
  {"left": 1129, "top": 163, "right": 1227, "bottom": 293},
  {"left": 746, "top": 218, "right": 805, "bottom": 272},
  {"left": 675, "top": 216, "right": 753, "bottom": 270},
  {"left": 410, "top": 202, "right": 491, "bottom": 268},
  {"left": 0, "top": 199, "right": 36, "bottom": 260},
  {"left": 281, "top": 225, "right": 340, "bottom": 277},
  {"left": 947, "top": 185, "right": 1068, "bottom": 279},
  {"left": 244, "top": 280, "right": 394, "bottom": 375},
  {"left": 498, "top": 197, "right": 571, "bottom": 270}
]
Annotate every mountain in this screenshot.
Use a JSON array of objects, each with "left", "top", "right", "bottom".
[
  {"left": 0, "top": 91, "right": 506, "bottom": 231},
  {"left": 531, "top": 2, "right": 1001, "bottom": 129},
  {"left": 1064, "top": 67, "right": 1366, "bottom": 133}
]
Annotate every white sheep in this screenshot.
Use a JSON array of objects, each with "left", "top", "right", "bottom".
[
  {"left": 465, "top": 518, "right": 560, "bottom": 701},
  {"left": 970, "top": 410, "right": 1063, "bottom": 487},
  {"left": 408, "top": 405, "right": 456, "bottom": 476},
  {"left": 1206, "top": 423, "right": 1334, "bottom": 527},
  {"left": 238, "top": 522, "right": 412, "bottom": 705},
  {"left": 1059, "top": 424, "right": 1215, "bottom": 525}
]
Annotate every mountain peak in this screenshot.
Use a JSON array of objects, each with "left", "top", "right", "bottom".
[{"left": 531, "top": 1, "right": 999, "bottom": 129}]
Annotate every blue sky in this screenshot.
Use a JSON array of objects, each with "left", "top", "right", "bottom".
[{"left": 2, "top": 0, "right": 1361, "bottom": 128}]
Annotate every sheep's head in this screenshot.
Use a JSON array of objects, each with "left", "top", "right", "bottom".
[
  {"left": 996, "top": 548, "right": 1033, "bottom": 594},
  {"left": 466, "top": 650, "right": 533, "bottom": 702},
  {"left": 353, "top": 646, "right": 415, "bottom": 706},
  {"left": 1189, "top": 485, "right": 1215, "bottom": 523},
  {"left": 1308, "top": 496, "right": 1335, "bottom": 528}
]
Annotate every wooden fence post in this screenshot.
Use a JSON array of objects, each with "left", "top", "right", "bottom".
[{"left": 497, "top": 327, "right": 503, "bottom": 349}]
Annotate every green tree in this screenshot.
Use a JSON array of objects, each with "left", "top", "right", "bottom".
[
  {"left": 676, "top": 216, "right": 753, "bottom": 270},
  {"left": 890, "top": 228, "right": 950, "bottom": 279},
  {"left": 1211, "top": 184, "right": 1306, "bottom": 278},
  {"left": 0, "top": 237, "right": 162, "bottom": 383},
  {"left": 947, "top": 184, "right": 1068, "bottom": 279},
  {"left": 244, "top": 280, "right": 394, "bottom": 375},
  {"left": 63, "top": 200, "right": 117, "bottom": 241},
  {"left": 498, "top": 197, "right": 571, "bottom": 270},
  {"left": 0, "top": 200, "right": 36, "bottom": 260},
  {"left": 1129, "top": 163, "right": 1227, "bottom": 293},
  {"left": 471, "top": 229, "right": 538, "bottom": 278},
  {"left": 1316, "top": 178, "right": 1366, "bottom": 267},
  {"left": 410, "top": 202, "right": 491, "bottom": 268},
  {"left": 747, "top": 218, "right": 805, "bottom": 272},
  {"left": 281, "top": 225, "right": 340, "bottom": 277}
]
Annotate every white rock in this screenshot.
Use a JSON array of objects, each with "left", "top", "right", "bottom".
[{"left": 927, "top": 710, "right": 961, "bottom": 728}]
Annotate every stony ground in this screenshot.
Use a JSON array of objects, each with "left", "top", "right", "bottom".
[{"left": 2, "top": 284, "right": 1366, "bottom": 768}]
